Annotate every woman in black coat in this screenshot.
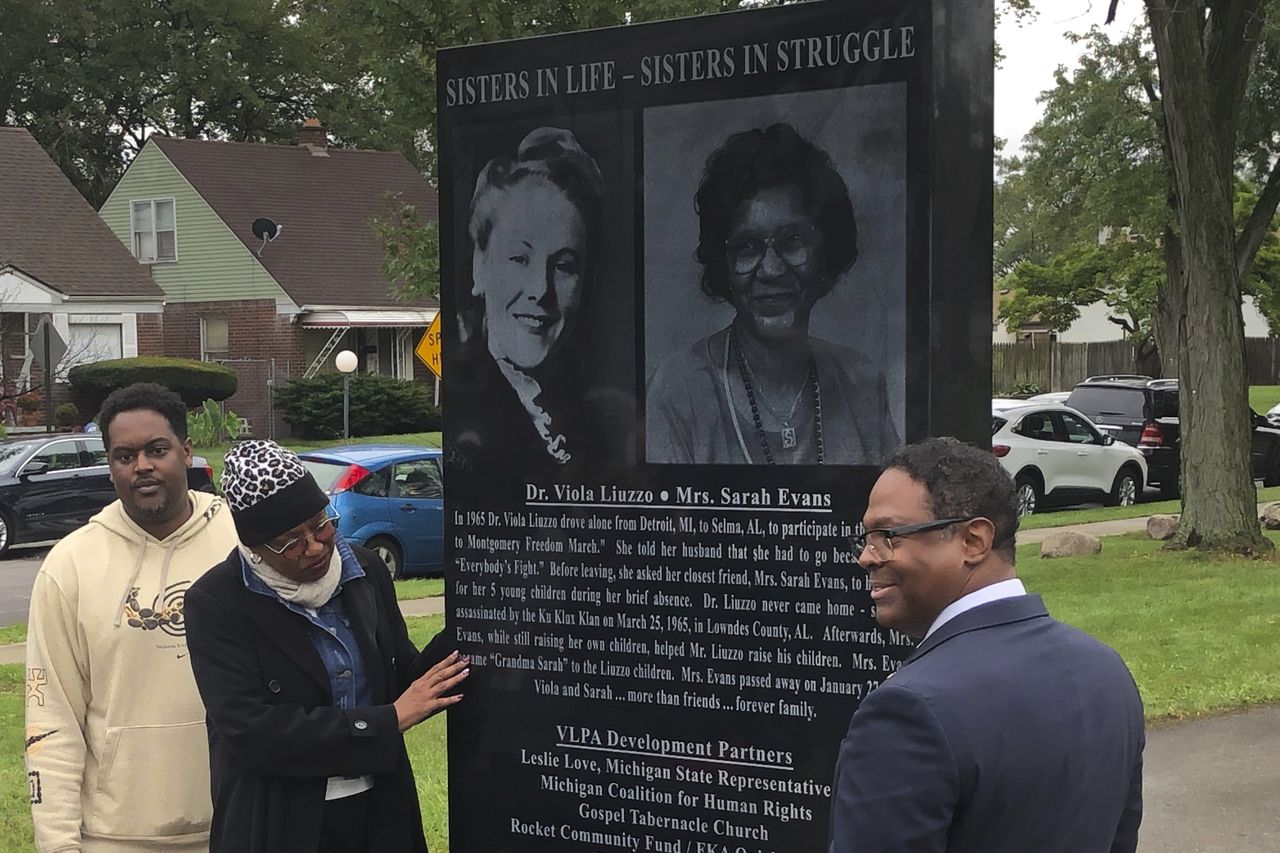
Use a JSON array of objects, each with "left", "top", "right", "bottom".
[{"left": 185, "top": 440, "right": 467, "bottom": 853}]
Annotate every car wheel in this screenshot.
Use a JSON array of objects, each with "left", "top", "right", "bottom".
[
  {"left": 1109, "top": 468, "right": 1141, "bottom": 507},
  {"left": 0, "top": 510, "right": 12, "bottom": 559},
  {"left": 366, "top": 536, "right": 404, "bottom": 580},
  {"left": 1014, "top": 475, "right": 1041, "bottom": 517}
]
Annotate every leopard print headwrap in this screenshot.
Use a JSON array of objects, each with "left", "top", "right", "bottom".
[{"left": 221, "top": 439, "right": 329, "bottom": 546}]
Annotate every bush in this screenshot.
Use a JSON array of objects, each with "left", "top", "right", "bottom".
[
  {"left": 69, "top": 357, "right": 237, "bottom": 414},
  {"left": 187, "top": 399, "right": 243, "bottom": 448},
  {"left": 276, "top": 374, "right": 440, "bottom": 440},
  {"left": 53, "top": 402, "right": 82, "bottom": 429}
]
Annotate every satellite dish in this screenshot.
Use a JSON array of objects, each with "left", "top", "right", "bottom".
[{"left": 251, "top": 218, "right": 283, "bottom": 256}]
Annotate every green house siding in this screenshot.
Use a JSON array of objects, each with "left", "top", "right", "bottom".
[{"left": 99, "top": 144, "right": 290, "bottom": 304}]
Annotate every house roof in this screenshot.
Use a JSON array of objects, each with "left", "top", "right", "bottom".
[
  {"left": 0, "top": 127, "right": 163, "bottom": 300},
  {"left": 151, "top": 136, "right": 439, "bottom": 310}
]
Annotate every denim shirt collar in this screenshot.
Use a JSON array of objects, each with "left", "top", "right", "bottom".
[{"left": 240, "top": 534, "right": 366, "bottom": 607}]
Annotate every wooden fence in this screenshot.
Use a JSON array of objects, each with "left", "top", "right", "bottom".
[{"left": 994, "top": 337, "right": 1280, "bottom": 393}]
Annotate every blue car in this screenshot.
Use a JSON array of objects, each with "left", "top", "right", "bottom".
[{"left": 298, "top": 444, "right": 443, "bottom": 578}]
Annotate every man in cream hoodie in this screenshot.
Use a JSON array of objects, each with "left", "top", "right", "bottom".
[{"left": 26, "top": 383, "right": 238, "bottom": 852}]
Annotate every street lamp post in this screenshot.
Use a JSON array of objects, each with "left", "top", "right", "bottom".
[{"left": 335, "top": 349, "right": 358, "bottom": 439}]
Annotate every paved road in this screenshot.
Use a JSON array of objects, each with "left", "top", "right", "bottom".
[
  {"left": 1140, "top": 705, "right": 1280, "bottom": 852},
  {"left": 0, "top": 546, "right": 49, "bottom": 626}
]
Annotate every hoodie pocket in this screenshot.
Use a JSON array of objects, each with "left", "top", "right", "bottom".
[{"left": 87, "top": 721, "right": 211, "bottom": 839}]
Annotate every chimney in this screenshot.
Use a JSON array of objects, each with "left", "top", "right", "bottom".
[{"left": 297, "top": 118, "right": 328, "bottom": 150}]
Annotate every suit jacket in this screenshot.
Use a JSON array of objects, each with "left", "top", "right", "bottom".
[
  {"left": 829, "top": 595, "right": 1144, "bottom": 853},
  {"left": 184, "top": 544, "right": 452, "bottom": 853}
]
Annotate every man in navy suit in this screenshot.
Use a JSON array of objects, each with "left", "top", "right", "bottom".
[{"left": 829, "top": 437, "right": 1144, "bottom": 853}]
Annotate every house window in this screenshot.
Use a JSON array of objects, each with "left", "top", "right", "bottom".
[
  {"left": 66, "top": 322, "right": 123, "bottom": 368},
  {"left": 201, "top": 316, "right": 229, "bottom": 361},
  {"left": 392, "top": 329, "right": 414, "bottom": 380},
  {"left": 130, "top": 198, "right": 177, "bottom": 262}
]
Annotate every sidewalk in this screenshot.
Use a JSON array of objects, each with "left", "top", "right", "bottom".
[
  {"left": 1140, "top": 705, "right": 1280, "bottom": 851},
  {"left": 1017, "top": 516, "right": 1153, "bottom": 544},
  {"left": 1018, "top": 499, "right": 1276, "bottom": 545}
]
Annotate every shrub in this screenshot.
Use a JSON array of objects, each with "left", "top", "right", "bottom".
[
  {"left": 69, "top": 357, "right": 237, "bottom": 414},
  {"left": 276, "top": 374, "right": 440, "bottom": 439},
  {"left": 187, "top": 399, "right": 243, "bottom": 447},
  {"left": 53, "top": 402, "right": 82, "bottom": 429}
]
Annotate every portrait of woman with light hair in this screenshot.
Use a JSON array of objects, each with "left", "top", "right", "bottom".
[{"left": 449, "top": 126, "right": 633, "bottom": 471}]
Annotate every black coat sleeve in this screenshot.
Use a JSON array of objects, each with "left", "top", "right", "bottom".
[
  {"left": 1109, "top": 733, "right": 1144, "bottom": 853},
  {"left": 184, "top": 582, "right": 403, "bottom": 780},
  {"left": 352, "top": 543, "right": 456, "bottom": 687}
]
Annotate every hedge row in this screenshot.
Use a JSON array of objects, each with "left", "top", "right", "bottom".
[
  {"left": 69, "top": 357, "right": 237, "bottom": 414},
  {"left": 275, "top": 374, "right": 440, "bottom": 439}
]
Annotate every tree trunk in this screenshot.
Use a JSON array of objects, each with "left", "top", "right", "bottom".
[
  {"left": 1145, "top": 0, "right": 1271, "bottom": 554},
  {"left": 1151, "top": 228, "right": 1185, "bottom": 384}
]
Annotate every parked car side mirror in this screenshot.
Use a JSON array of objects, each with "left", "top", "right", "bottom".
[
  {"left": 1101, "top": 435, "right": 1115, "bottom": 446},
  {"left": 20, "top": 461, "right": 50, "bottom": 478}
]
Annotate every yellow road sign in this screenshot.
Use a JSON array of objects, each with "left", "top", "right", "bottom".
[{"left": 416, "top": 314, "right": 442, "bottom": 379}]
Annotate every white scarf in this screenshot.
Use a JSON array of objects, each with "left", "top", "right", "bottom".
[
  {"left": 495, "top": 357, "right": 571, "bottom": 464},
  {"left": 241, "top": 544, "right": 343, "bottom": 611}
]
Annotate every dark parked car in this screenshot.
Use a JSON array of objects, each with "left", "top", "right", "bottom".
[
  {"left": 298, "top": 444, "right": 443, "bottom": 578},
  {"left": 1065, "top": 376, "right": 1280, "bottom": 496},
  {"left": 0, "top": 434, "right": 215, "bottom": 557}
]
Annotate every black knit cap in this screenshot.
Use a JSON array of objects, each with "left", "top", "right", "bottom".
[{"left": 220, "top": 439, "right": 330, "bottom": 547}]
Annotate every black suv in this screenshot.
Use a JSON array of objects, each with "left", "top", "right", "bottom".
[
  {"left": 0, "top": 434, "right": 215, "bottom": 557},
  {"left": 1065, "top": 376, "right": 1280, "bottom": 496}
]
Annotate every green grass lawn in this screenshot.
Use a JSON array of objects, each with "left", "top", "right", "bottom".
[
  {"left": 4, "top": 544, "right": 1280, "bottom": 850},
  {"left": 1020, "top": 485, "right": 1280, "bottom": 530},
  {"left": 1249, "top": 385, "right": 1280, "bottom": 414},
  {"left": 1021, "top": 532, "right": 1280, "bottom": 721},
  {"left": 395, "top": 578, "right": 445, "bottom": 599}
]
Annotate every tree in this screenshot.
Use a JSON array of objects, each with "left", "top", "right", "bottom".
[
  {"left": 994, "top": 24, "right": 1277, "bottom": 344},
  {"left": 1103, "top": 0, "right": 1280, "bottom": 553},
  {"left": 2, "top": 0, "right": 329, "bottom": 207},
  {"left": 372, "top": 195, "right": 441, "bottom": 302}
]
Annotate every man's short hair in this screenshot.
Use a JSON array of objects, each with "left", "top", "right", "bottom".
[
  {"left": 100, "top": 383, "right": 189, "bottom": 449},
  {"left": 884, "top": 437, "right": 1019, "bottom": 563}
]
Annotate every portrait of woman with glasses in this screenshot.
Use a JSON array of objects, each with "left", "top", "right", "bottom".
[{"left": 646, "top": 121, "right": 900, "bottom": 465}]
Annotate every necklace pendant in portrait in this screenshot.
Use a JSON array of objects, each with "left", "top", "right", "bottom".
[{"left": 781, "top": 426, "right": 798, "bottom": 449}]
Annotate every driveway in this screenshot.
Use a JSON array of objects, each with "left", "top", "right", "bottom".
[
  {"left": 1140, "top": 705, "right": 1280, "bottom": 851},
  {"left": 0, "top": 545, "right": 49, "bottom": 626}
]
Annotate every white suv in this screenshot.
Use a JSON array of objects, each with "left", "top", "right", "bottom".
[{"left": 991, "top": 403, "right": 1148, "bottom": 516}]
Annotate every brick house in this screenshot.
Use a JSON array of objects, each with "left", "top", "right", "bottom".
[
  {"left": 98, "top": 121, "right": 439, "bottom": 438},
  {"left": 0, "top": 127, "right": 165, "bottom": 423}
]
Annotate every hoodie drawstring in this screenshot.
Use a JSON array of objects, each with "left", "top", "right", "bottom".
[
  {"left": 114, "top": 540, "right": 149, "bottom": 628},
  {"left": 156, "top": 539, "right": 178, "bottom": 616}
]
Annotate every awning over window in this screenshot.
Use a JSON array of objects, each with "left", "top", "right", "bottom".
[{"left": 299, "top": 309, "right": 437, "bottom": 329}]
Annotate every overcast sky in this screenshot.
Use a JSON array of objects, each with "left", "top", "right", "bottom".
[{"left": 996, "top": 0, "right": 1147, "bottom": 153}]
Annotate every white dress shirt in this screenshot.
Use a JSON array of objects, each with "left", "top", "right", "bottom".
[{"left": 924, "top": 578, "right": 1028, "bottom": 640}]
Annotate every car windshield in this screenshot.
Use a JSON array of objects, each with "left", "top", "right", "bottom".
[
  {"left": 992, "top": 416, "right": 1007, "bottom": 435},
  {"left": 0, "top": 441, "right": 41, "bottom": 474},
  {"left": 1067, "top": 387, "right": 1147, "bottom": 419},
  {"left": 302, "top": 459, "right": 351, "bottom": 492}
]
